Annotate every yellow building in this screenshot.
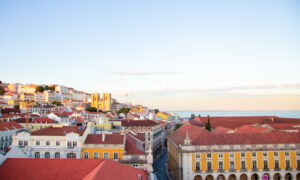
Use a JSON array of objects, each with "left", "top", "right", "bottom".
[
  {"left": 91, "top": 93, "right": 112, "bottom": 112},
  {"left": 156, "top": 112, "right": 173, "bottom": 121},
  {"left": 167, "top": 123, "right": 300, "bottom": 180},
  {"left": 20, "top": 93, "right": 34, "bottom": 102}
]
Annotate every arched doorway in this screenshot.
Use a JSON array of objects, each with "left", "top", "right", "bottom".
[
  {"left": 274, "top": 173, "right": 281, "bottom": 180},
  {"left": 263, "top": 174, "right": 270, "bottom": 180},
  {"left": 194, "top": 175, "right": 202, "bottom": 180},
  {"left": 296, "top": 173, "right": 300, "bottom": 180},
  {"left": 285, "top": 173, "right": 292, "bottom": 180},
  {"left": 251, "top": 174, "right": 259, "bottom": 180},
  {"left": 229, "top": 174, "right": 237, "bottom": 180},
  {"left": 217, "top": 174, "right": 225, "bottom": 180},
  {"left": 206, "top": 175, "right": 214, "bottom": 180},
  {"left": 240, "top": 174, "right": 247, "bottom": 180}
]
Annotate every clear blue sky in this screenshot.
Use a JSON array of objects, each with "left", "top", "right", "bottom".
[{"left": 1, "top": 0, "right": 300, "bottom": 110}]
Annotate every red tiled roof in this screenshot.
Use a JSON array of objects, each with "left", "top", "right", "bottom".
[
  {"left": 168, "top": 123, "right": 300, "bottom": 146},
  {"left": 122, "top": 120, "right": 160, "bottom": 127},
  {"left": 0, "top": 121, "right": 23, "bottom": 131},
  {"left": 191, "top": 116, "right": 300, "bottom": 129},
  {"left": 266, "top": 123, "right": 300, "bottom": 130},
  {"left": 1, "top": 108, "right": 21, "bottom": 114},
  {"left": 0, "top": 158, "right": 148, "bottom": 180},
  {"left": 125, "top": 137, "right": 144, "bottom": 155},
  {"left": 212, "top": 127, "right": 231, "bottom": 134},
  {"left": 31, "top": 126, "right": 86, "bottom": 136},
  {"left": 234, "top": 125, "right": 271, "bottom": 133},
  {"left": 32, "top": 117, "right": 55, "bottom": 124},
  {"left": 14, "top": 118, "right": 33, "bottom": 123},
  {"left": 84, "top": 134, "right": 124, "bottom": 145},
  {"left": 86, "top": 111, "right": 103, "bottom": 115}
]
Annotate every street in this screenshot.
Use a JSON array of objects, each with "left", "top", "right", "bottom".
[{"left": 153, "top": 148, "right": 168, "bottom": 180}]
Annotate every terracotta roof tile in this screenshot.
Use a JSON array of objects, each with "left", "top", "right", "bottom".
[
  {"left": 0, "top": 121, "right": 23, "bottom": 131},
  {"left": 84, "top": 134, "right": 124, "bottom": 145},
  {"left": 31, "top": 126, "right": 86, "bottom": 136},
  {"left": 122, "top": 120, "right": 160, "bottom": 127}
]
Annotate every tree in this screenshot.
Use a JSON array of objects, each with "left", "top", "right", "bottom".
[
  {"left": 117, "top": 108, "right": 130, "bottom": 115},
  {"left": 0, "top": 87, "right": 4, "bottom": 95},
  {"left": 14, "top": 105, "right": 19, "bottom": 109},
  {"left": 52, "top": 101, "right": 62, "bottom": 106},
  {"left": 190, "top": 113, "right": 195, "bottom": 120},
  {"left": 45, "top": 85, "right": 55, "bottom": 91},
  {"left": 175, "top": 123, "right": 182, "bottom": 130},
  {"left": 35, "top": 86, "right": 45, "bottom": 92},
  {"left": 86, "top": 107, "right": 97, "bottom": 112},
  {"left": 154, "top": 109, "right": 159, "bottom": 114},
  {"left": 205, "top": 115, "right": 211, "bottom": 131}
]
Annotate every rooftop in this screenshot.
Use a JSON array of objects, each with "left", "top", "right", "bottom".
[
  {"left": 0, "top": 158, "right": 148, "bottom": 180},
  {"left": 84, "top": 134, "right": 124, "bottom": 145},
  {"left": 0, "top": 121, "right": 23, "bottom": 131},
  {"left": 122, "top": 120, "right": 160, "bottom": 127},
  {"left": 31, "top": 126, "right": 86, "bottom": 136}
]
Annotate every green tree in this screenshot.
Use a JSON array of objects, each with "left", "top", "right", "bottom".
[
  {"left": 205, "top": 115, "right": 212, "bottom": 131},
  {"left": 14, "top": 105, "right": 19, "bottom": 109},
  {"left": 52, "top": 101, "right": 62, "bottom": 106},
  {"left": 0, "top": 87, "right": 4, "bottom": 95},
  {"left": 190, "top": 113, "right": 195, "bottom": 120},
  {"left": 175, "top": 123, "right": 182, "bottom": 130},
  {"left": 45, "top": 85, "right": 55, "bottom": 91},
  {"left": 154, "top": 109, "right": 159, "bottom": 114},
  {"left": 117, "top": 108, "right": 130, "bottom": 115},
  {"left": 35, "top": 86, "right": 45, "bottom": 92},
  {"left": 86, "top": 107, "right": 97, "bottom": 112}
]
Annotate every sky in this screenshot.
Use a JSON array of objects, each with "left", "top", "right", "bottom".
[{"left": 1, "top": 0, "right": 300, "bottom": 111}]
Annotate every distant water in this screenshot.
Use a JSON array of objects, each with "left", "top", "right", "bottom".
[{"left": 170, "top": 110, "right": 300, "bottom": 118}]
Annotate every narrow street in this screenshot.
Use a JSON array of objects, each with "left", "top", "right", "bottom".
[{"left": 153, "top": 148, "right": 168, "bottom": 180}]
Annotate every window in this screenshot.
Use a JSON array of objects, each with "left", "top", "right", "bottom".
[
  {"left": 297, "top": 160, "right": 300, "bottom": 169},
  {"left": 56, "top": 141, "right": 60, "bottom": 146},
  {"left": 113, "top": 152, "right": 118, "bottom": 160},
  {"left": 275, "top": 160, "right": 279, "bottom": 169},
  {"left": 230, "top": 161, "right": 235, "bottom": 170},
  {"left": 55, "top": 152, "right": 60, "bottom": 158},
  {"left": 94, "top": 152, "right": 99, "bottom": 159},
  {"left": 67, "top": 141, "right": 72, "bottom": 147},
  {"left": 263, "top": 152, "right": 268, "bottom": 157},
  {"left": 252, "top": 152, "right": 256, "bottom": 157},
  {"left": 46, "top": 141, "right": 50, "bottom": 146},
  {"left": 73, "top": 141, "right": 77, "bottom": 147},
  {"left": 207, "top": 153, "right": 211, "bottom": 158},
  {"left": 196, "top": 162, "right": 201, "bottom": 171},
  {"left": 104, "top": 152, "right": 109, "bottom": 159},
  {"left": 252, "top": 160, "right": 257, "bottom": 169},
  {"left": 241, "top": 152, "right": 245, "bottom": 158},
  {"left": 35, "top": 152, "right": 40, "bottom": 158},
  {"left": 218, "top": 161, "right": 223, "bottom": 170},
  {"left": 263, "top": 160, "right": 268, "bottom": 169},
  {"left": 218, "top": 153, "right": 223, "bottom": 158},
  {"left": 285, "top": 152, "right": 289, "bottom": 156},
  {"left": 67, "top": 153, "right": 76, "bottom": 159},
  {"left": 36, "top": 141, "right": 40, "bottom": 146},
  {"left": 286, "top": 160, "right": 290, "bottom": 169},
  {"left": 84, "top": 152, "right": 89, "bottom": 159},
  {"left": 45, "top": 152, "right": 50, "bottom": 158},
  {"left": 207, "top": 161, "right": 212, "bottom": 171},
  {"left": 230, "top": 153, "right": 234, "bottom": 158},
  {"left": 241, "top": 161, "right": 246, "bottom": 169},
  {"left": 18, "top": 141, "right": 23, "bottom": 148},
  {"left": 274, "top": 152, "right": 278, "bottom": 156},
  {"left": 296, "top": 151, "right": 300, "bottom": 156},
  {"left": 196, "top": 153, "right": 200, "bottom": 158},
  {"left": 24, "top": 141, "right": 28, "bottom": 146}
]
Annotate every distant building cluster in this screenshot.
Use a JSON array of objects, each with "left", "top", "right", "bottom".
[{"left": 0, "top": 81, "right": 178, "bottom": 179}]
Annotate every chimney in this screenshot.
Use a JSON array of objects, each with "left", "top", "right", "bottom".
[{"left": 102, "top": 133, "right": 105, "bottom": 142}]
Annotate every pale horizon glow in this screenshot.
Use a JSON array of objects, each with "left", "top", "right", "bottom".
[{"left": 1, "top": 0, "right": 300, "bottom": 111}]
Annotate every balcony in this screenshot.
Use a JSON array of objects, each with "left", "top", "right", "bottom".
[
  {"left": 274, "top": 167, "right": 281, "bottom": 171},
  {"left": 195, "top": 169, "right": 201, "bottom": 173},
  {"left": 252, "top": 168, "right": 258, "bottom": 172},
  {"left": 229, "top": 169, "right": 236, "bottom": 172},
  {"left": 240, "top": 168, "right": 247, "bottom": 172},
  {"left": 285, "top": 167, "right": 292, "bottom": 171},
  {"left": 206, "top": 169, "right": 213, "bottom": 173},
  {"left": 218, "top": 169, "right": 225, "bottom": 172},
  {"left": 263, "top": 168, "right": 269, "bottom": 171}
]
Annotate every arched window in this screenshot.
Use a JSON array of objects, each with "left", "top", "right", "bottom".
[
  {"left": 45, "top": 152, "right": 50, "bottom": 158},
  {"left": 55, "top": 152, "right": 60, "bottom": 158},
  {"left": 35, "top": 152, "right": 40, "bottom": 158}
]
